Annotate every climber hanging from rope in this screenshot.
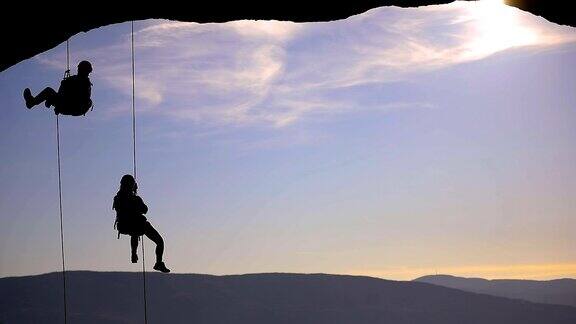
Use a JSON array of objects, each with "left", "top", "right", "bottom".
[
  {"left": 113, "top": 174, "right": 171, "bottom": 273},
  {"left": 23, "top": 60, "right": 94, "bottom": 116}
]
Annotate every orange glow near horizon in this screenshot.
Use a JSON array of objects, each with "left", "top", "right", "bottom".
[{"left": 346, "top": 263, "right": 576, "bottom": 281}]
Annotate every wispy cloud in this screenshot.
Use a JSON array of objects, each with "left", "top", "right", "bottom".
[{"left": 36, "top": 1, "right": 576, "bottom": 129}]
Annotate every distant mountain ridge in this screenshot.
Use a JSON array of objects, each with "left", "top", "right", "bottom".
[
  {"left": 415, "top": 274, "right": 576, "bottom": 307},
  {"left": 2, "top": 271, "right": 576, "bottom": 324}
]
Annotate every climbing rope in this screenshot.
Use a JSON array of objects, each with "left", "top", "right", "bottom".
[
  {"left": 56, "top": 39, "right": 70, "bottom": 324},
  {"left": 56, "top": 116, "right": 67, "bottom": 324},
  {"left": 55, "top": 24, "right": 147, "bottom": 324},
  {"left": 131, "top": 24, "right": 137, "bottom": 179},
  {"left": 65, "top": 40, "right": 70, "bottom": 76},
  {"left": 55, "top": 29, "right": 147, "bottom": 324},
  {"left": 131, "top": 20, "right": 149, "bottom": 324}
]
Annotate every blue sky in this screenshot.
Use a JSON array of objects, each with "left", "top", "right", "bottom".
[{"left": 1, "top": 1, "right": 576, "bottom": 279}]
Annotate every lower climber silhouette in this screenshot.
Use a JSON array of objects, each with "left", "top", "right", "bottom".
[
  {"left": 113, "top": 174, "right": 170, "bottom": 273},
  {"left": 23, "top": 60, "right": 93, "bottom": 116}
]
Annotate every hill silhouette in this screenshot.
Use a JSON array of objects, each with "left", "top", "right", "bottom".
[
  {"left": 2, "top": 271, "right": 576, "bottom": 323},
  {"left": 415, "top": 274, "right": 576, "bottom": 307}
]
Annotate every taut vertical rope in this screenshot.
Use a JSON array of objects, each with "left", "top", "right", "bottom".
[
  {"left": 131, "top": 20, "right": 148, "bottom": 324},
  {"left": 66, "top": 40, "right": 70, "bottom": 73},
  {"left": 56, "top": 39, "right": 70, "bottom": 324},
  {"left": 131, "top": 27, "right": 136, "bottom": 178},
  {"left": 56, "top": 115, "right": 67, "bottom": 324}
]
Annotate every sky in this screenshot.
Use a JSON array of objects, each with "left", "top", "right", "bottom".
[{"left": 1, "top": 0, "right": 576, "bottom": 280}]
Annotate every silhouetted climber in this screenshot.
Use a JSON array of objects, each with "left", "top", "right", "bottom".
[
  {"left": 113, "top": 174, "right": 170, "bottom": 273},
  {"left": 23, "top": 60, "right": 93, "bottom": 116}
]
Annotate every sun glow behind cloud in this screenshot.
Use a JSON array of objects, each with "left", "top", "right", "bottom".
[{"left": 458, "top": 0, "right": 539, "bottom": 61}]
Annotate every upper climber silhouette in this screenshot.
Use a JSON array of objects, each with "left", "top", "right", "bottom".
[{"left": 23, "top": 60, "right": 93, "bottom": 116}]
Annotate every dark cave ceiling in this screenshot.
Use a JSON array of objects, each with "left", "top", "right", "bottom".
[{"left": 1, "top": 1, "right": 572, "bottom": 72}]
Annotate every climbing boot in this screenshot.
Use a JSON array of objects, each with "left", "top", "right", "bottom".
[
  {"left": 23, "top": 88, "right": 34, "bottom": 109},
  {"left": 153, "top": 261, "right": 170, "bottom": 273}
]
